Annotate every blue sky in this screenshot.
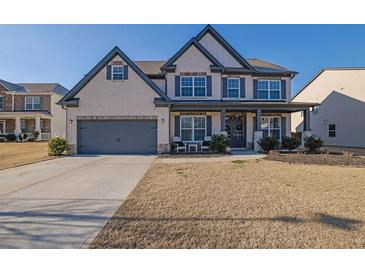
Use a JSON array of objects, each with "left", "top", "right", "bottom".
[{"left": 1, "top": 24, "right": 365, "bottom": 95}]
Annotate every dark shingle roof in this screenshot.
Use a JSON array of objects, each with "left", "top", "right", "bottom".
[
  {"left": 135, "top": 61, "right": 165, "bottom": 75},
  {"left": 0, "top": 79, "right": 27, "bottom": 93},
  {"left": 0, "top": 80, "right": 68, "bottom": 95},
  {"left": 133, "top": 58, "right": 290, "bottom": 76}
]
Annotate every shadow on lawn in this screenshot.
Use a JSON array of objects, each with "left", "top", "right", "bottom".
[{"left": 116, "top": 213, "right": 363, "bottom": 231}]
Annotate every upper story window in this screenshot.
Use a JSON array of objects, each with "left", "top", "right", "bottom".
[
  {"left": 180, "top": 76, "right": 206, "bottom": 97},
  {"left": 112, "top": 66, "right": 124, "bottom": 80},
  {"left": 25, "top": 96, "right": 41, "bottom": 110},
  {"left": 0, "top": 96, "right": 3, "bottom": 110},
  {"left": 227, "top": 78, "right": 240, "bottom": 98},
  {"left": 258, "top": 80, "right": 281, "bottom": 99}
]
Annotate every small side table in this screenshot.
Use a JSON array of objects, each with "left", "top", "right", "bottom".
[{"left": 188, "top": 143, "right": 198, "bottom": 153}]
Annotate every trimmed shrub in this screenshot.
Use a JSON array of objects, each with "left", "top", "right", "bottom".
[
  {"left": 33, "top": 130, "right": 40, "bottom": 140},
  {"left": 48, "top": 136, "right": 68, "bottom": 156},
  {"left": 281, "top": 136, "right": 301, "bottom": 151},
  {"left": 304, "top": 135, "right": 324, "bottom": 153},
  {"left": 27, "top": 137, "right": 35, "bottom": 142},
  {"left": 22, "top": 133, "right": 28, "bottom": 140},
  {"left": 257, "top": 136, "right": 279, "bottom": 153},
  {"left": 0, "top": 137, "right": 6, "bottom": 142},
  {"left": 209, "top": 134, "right": 229, "bottom": 153},
  {"left": 6, "top": 133, "right": 16, "bottom": 142}
]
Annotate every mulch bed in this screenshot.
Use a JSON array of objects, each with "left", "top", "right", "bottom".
[
  {"left": 159, "top": 152, "right": 230, "bottom": 158},
  {"left": 265, "top": 153, "right": 365, "bottom": 167}
]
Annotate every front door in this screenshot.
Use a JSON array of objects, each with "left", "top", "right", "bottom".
[{"left": 226, "top": 115, "right": 246, "bottom": 148}]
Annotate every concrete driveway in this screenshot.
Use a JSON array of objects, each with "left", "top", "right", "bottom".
[{"left": 0, "top": 155, "right": 155, "bottom": 248}]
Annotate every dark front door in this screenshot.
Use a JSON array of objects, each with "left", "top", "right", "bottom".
[
  {"left": 77, "top": 120, "right": 157, "bottom": 154},
  {"left": 226, "top": 115, "right": 246, "bottom": 148}
]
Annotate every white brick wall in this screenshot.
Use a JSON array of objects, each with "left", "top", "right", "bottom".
[{"left": 66, "top": 55, "right": 169, "bottom": 153}]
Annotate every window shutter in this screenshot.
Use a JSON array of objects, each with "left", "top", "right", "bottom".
[
  {"left": 175, "top": 76, "right": 180, "bottom": 97},
  {"left": 175, "top": 116, "right": 180, "bottom": 137},
  {"left": 281, "top": 116, "right": 286, "bottom": 140},
  {"left": 207, "top": 115, "right": 212, "bottom": 137},
  {"left": 222, "top": 77, "right": 227, "bottom": 98},
  {"left": 253, "top": 79, "right": 258, "bottom": 99},
  {"left": 106, "top": 65, "right": 112, "bottom": 80},
  {"left": 123, "top": 65, "right": 128, "bottom": 80},
  {"left": 281, "top": 80, "right": 286, "bottom": 99},
  {"left": 207, "top": 76, "right": 212, "bottom": 97},
  {"left": 240, "top": 78, "right": 246, "bottom": 98}
]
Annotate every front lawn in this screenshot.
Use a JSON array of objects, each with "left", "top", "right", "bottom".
[
  {"left": 0, "top": 142, "right": 50, "bottom": 170},
  {"left": 91, "top": 159, "right": 365, "bottom": 248}
]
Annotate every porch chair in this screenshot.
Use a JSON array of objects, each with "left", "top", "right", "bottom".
[
  {"left": 172, "top": 136, "right": 186, "bottom": 153},
  {"left": 201, "top": 136, "right": 212, "bottom": 152}
]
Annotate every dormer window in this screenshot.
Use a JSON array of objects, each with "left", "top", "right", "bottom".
[
  {"left": 112, "top": 66, "right": 124, "bottom": 81},
  {"left": 181, "top": 76, "right": 206, "bottom": 97}
]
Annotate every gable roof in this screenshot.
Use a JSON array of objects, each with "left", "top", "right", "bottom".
[
  {"left": 195, "top": 25, "right": 256, "bottom": 71},
  {"left": 161, "top": 38, "right": 224, "bottom": 71},
  {"left": 291, "top": 67, "right": 365, "bottom": 101},
  {"left": 0, "top": 79, "right": 27, "bottom": 93},
  {"left": 247, "top": 58, "right": 286, "bottom": 70},
  {"left": 59, "top": 46, "right": 169, "bottom": 105}
]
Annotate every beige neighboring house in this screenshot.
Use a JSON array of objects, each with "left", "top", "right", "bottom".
[
  {"left": 59, "top": 25, "right": 316, "bottom": 154},
  {"left": 0, "top": 80, "right": 68, "bottom": 140},
  {"left": 292, "top": 68, "right": 365, "bottom": 148}
]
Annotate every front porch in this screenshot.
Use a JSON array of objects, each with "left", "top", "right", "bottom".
[
  {"left": 0, "top": 112, "right": 52, "bottom": 140},
  {"left": 167, "top": 101, "right": 317, "bottom": 152}
]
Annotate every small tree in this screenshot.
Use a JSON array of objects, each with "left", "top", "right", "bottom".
[
  {"left": 209, "top": 134, "right": 229, "bottom": 153},
  {"left": 257, "top": 136, "right": 279, "bottom": 153},
  {"left": 48, "top": 136, "right": 68, "bottom": 156},
  {"left": 281, "top": 136, "right": 301, "bottom": 151},
  {"left": 33, "top": 130, "right": 40, "bottom": 140},
  {"left": 304, "top": 135, "right": 324, "bottom": 153}
]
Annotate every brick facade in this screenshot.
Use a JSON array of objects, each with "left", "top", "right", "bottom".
[{"left": 13, "top": 95, "right": 51, "bottom": 112}]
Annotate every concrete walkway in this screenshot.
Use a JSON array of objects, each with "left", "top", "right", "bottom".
[
  {"left": 0, "top": 155, "right": 155, "bottom": 248},
  {"left": 156, "top": 151, "right": 265, "bottom": 164}
]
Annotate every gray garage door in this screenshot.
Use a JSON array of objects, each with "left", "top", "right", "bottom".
[{"left": 77, "top": 120, "right": 157, "bottom": 154}]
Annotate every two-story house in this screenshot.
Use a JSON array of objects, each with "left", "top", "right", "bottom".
[
  {"left": 0, "top": 80, "right": 68, "bottom": 140},
  {"left": 59, "top": 25, "right": 316, "bottom": 154}
]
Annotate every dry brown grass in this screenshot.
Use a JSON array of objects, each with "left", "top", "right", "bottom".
[
  {"left": 92, "top": 159, "right": 365, "bottom": 249},
  {"left": 0, "top": 142, "right": 50, "bottom": 170}
]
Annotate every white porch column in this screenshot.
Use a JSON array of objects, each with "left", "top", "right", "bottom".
[
  {"left": 302, "top": 108, "right": 312, "bottom": 145},
  {"left": 35, "top": 115, "right": 41, "bottom": 140},
  {"left": 254, "top": 109, "right": 263, "bottom": 151},
  {"left": 15, "top": 116, "right": 21, "bottom": 135}
]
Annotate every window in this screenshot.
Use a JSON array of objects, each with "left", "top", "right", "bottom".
[
  {"left": 20, "top": 119, "right": 26, "bottom": 131},
  {"left": 227, "top": 78, "right": 240, "bottom": 98},
  {"left": 180, "top": 76, "right": 206, "bottom": 97},
  {"left": 261, "top": 117, "right": 281, "bottom": 140},
  {"left": 258, "top": 80, "right": 281, "bottom": 99},
  {"left": 112, "top": 66, "right": 124, "bottom": 80},
  {"left": 180, "top": 116, "right": 206, "bottom": 142},
  {"left": 0, "top": 96, "right": 3, "bottom": 110},
  {"left": 25, "top": 97, "right": 41, "bottom": 110},
  {"left": 40, "top": 120, "right": 45, "bottom": 132},
  {"left": 329, "top": 124, "right": 336, "bottom": 137}
]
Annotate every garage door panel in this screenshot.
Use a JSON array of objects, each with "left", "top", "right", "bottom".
[{"left": 77, "top": 120, "right": 157, "bottom": 154}]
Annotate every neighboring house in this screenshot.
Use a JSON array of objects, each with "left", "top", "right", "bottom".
[
  {"left": 0, "top": 80, "right": 68, "bottom": 140},
  {"left": 292, "top": 68, "right": 365, "bottom": 148},
  {"left": 59, "top": 25, "right": 315, "bottom": 154}
]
